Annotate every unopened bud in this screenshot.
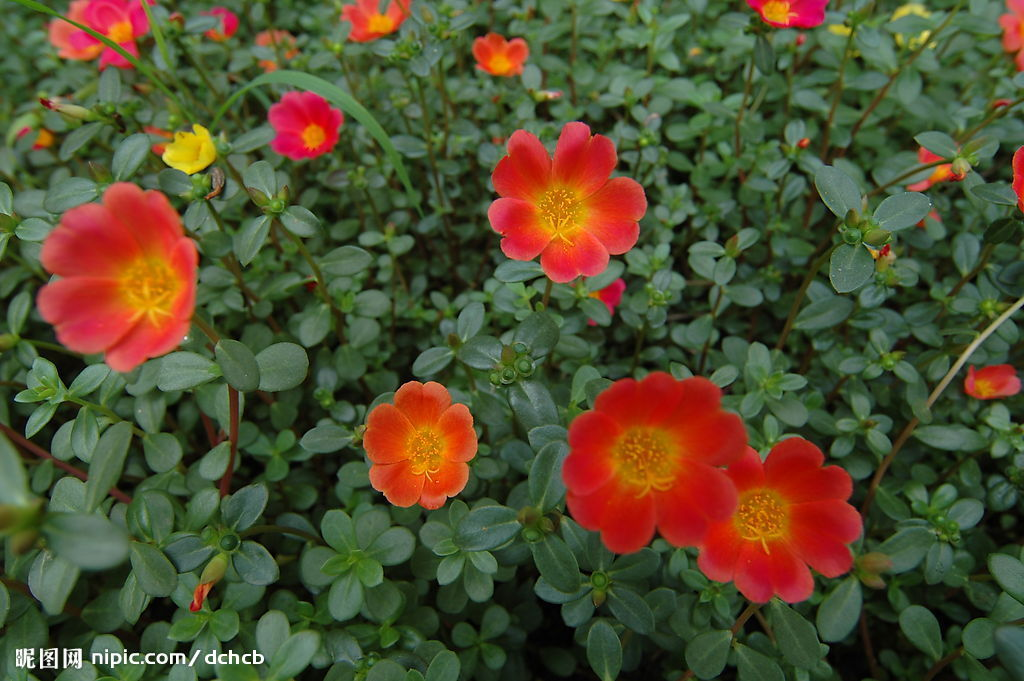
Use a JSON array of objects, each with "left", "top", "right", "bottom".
[
  {"left": 39, "top": 98, "right": 95, "bottom": 121},
  {"left": 10, "top": 528, "right": 38, "bottom": 555},
  {"left": 857, "top": 552, "right": 893, "bottom": 574},
  {"left": 950, "top": 157, "right": 970, "bottom": 180},
  {"left": 796, "top": 137, "right": 810, "bottom": 148},
  {"left": 198, "top": 552, "right": 229, "bottom": 587},
  {"left": 863, "top": 228, "right": 891, "bottom": 247},
  {"left": 0, "top": 333, "right": 18, "bottom": 351}
]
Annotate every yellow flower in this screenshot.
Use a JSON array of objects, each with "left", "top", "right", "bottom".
[
  {"left": 162, "top": 124, "right": 217, "bottom": 175},
  {"left": 892, "top": 3, "right": 932, "bottom": 50},
  {"left": 828, "top": 24, "right": 852, "bottom": 38}
]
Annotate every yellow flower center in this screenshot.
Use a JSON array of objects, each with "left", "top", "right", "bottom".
[
  {"left": 120, "top": 259, "right": 179, "bottom": 322},
  {"left": 489, "top": 53, "right": 513, "bottom": 75},
  {"left": 736, "top": 490, "right": 788, "bottom": 553},
  {"left": 407, "top": 429, "right": 443, "bottom": 479},
  {"left": 301, "top": 123, "right": 327, "bottom": 150},
  {"left": 761, "top": 0, "right": 793, "bottom": 24},
  {"left": 367, "top": 12, "right": 396, "bottom": 34},
  {"left": 537, "top": 188, "right": 582, "bottom": 242},
  {"left": 972, "top": 378, "right": 996, "bottom": 399},
  {"left": 613, "top": 429, "right": 677, "bottom": 496},
  {"left": 107, "top": 20, "right": 133, "bottom": 44}
]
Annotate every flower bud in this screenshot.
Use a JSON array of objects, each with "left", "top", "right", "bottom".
[
  {"left": 40, "top": 98, "right": 96, "bottom": 121},
  {"left": 796, "top": 137, "right": 810, "bottom": 148},
  {"left": 863, "top": 228, "right": 891, "bottom": 247},
  {"left": 950, "top": 157, "right": 970, "bottom": 180}
]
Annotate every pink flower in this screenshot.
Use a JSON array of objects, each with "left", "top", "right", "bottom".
[
  {"left": 746, "top": 0, "right": 829, "bottom": 28},
  {"left": 203, "top": 7, "right": 239, "bottom": 42},
  {"left": 51, "top": 0, "right": 152, "bottom": 69},
  {"left": 268, "top": 92, "right": 344, "bottom": 160},
  {"left": 964, "top": 365, "right": 1021, "bottom": 400}
]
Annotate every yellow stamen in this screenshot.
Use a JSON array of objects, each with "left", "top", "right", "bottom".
[
  {"left": 761, "top": 0, "right": 794, "bottom": 24},
  {"left": 301, "top": 123, "right": 327, "bottom": 150},
  {"left": 367, "top": 13, "right": 396, "bottom": 34},
  {"left": 488, "top": 53, "right": 513, "bottom": 75},
  {"left": 107, "top": 21, "right": 133, "bottom": 44},
  {"left": 736, "top": 490, "right": 788, "bottom": 554},
  {"left": 536, "top": 188, "right": 582, "bottom": 243},
  {"left": 407, "top": 429, "right": 443, "bottom": 481},
  {"left": 613, "top": 429, "right": 677, "bottom": 496},
  {"left": 120, "top": 259, "right": 179, "bottom": 323}
]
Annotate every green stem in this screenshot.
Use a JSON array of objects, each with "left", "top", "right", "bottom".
[
  {"left": 774, "top": 244, "right": 838, "bottom": 351},
  {"left": 219, "top": 387, "right": 239, "bottom": 497},
  {"left": 241, "top": 524, "right": 325, "bottom": 545}
]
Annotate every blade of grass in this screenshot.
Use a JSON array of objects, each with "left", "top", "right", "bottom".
[
  {"left": 210, "top": 70, "right": 421, "bottom": 213},
  {"left": 9, "top": 0, "right": 193, "bottom": 122}
]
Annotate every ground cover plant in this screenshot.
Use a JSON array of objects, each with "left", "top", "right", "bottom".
[{"left": 1, "top": 0, "right": 1023, "bottom": 680}]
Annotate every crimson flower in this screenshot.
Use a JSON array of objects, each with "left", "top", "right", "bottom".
[
  {"left": 363, "top": 382, "right": 477, "bottom": 510},
  {"left": 965, "top": 365, "right": 1021, "bottom": 400},
  {"left": 203, "top": 7, "right": 239, "bottom": 42},
  {"left": 473, "top": 33, "right": 529, "bottom": 76},
  {"left": 341, "top": 0, "right": 410, "bottom": 42},
  {"left": 268, "top": 92, "right": 344, "bottom": 160},
  {"left": 697, "top": 439, "right": 862, "bottom": 603},
  {"left": 586, "top": 278, "right": 626, "bottom": 326},
  {"left": 49, "top": 0, "right": 151, "bottom": 69},
  {"left": 562, "top": 373, "right": 746, "bottom": 554},
  {"left": 37, "top": 183, "right": 198, "bottom": 372},
  {"left": 1013, "top": 146, "right": 1024, "bottom": 214},
  {"left": 488, "top": 122, "right": 647, "bottom": 283},
  {"left": 746, "top": 0, "right": 829, "bottom": 28}
]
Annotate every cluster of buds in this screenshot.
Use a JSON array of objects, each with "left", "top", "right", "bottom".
[
  {"left": 487, "top": 342, "right": 535, "bottom": 386},
  {"left": 517, "top": 506, "right": 556, "bottom": 543}
]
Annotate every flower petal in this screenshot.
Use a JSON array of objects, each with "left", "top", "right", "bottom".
[
  {"left": 766, "top": 438, "right": 853, "bottom": 503},
  {"left": 539, "top": 229, "right": 609, "bottom": 283},
  {"left": 438, "top": 403, "right": 477, "bottom": 462},
  {"left": 40, "top": 203, "right": 141, "bottom": 278},
  {"left": 369, "top": 460, "right": 424, "bottom": 507},
  {"left": 492, "top": 130, "right": 552, "bottom": 200},
  {"left": 419, "top": 460, "right": 469, "bottom": 509},
  {"left": 364, "top": 403, "right": 416, "bottom": 464},
  {"left": 393, "top": 381, "right": 451, "bottom": 426},
  {"left": 657, "top": 462, "right": 738, "bottom": 546},
  {"left": 696, "top": 522, "right": 744, "bottom": 583},
  {"left": 103, "top": 308, "right": 190, "bottom": 372},
  {"left": 564, "top": 411, "right": 621, "bottom": 495},
  {"left": 37, "top": 277, "right": 137, "bottom": 354},
  {"left": 582, "top": 177, "right": 646, "bottom": 254},
  {"left": 489, "top": 197, "right": 551, "bottom": 261},
  {"left": 552, "top": 122, "right": 617, "bottom": 198}
]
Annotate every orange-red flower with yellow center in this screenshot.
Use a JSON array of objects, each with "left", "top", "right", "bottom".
[
  {"left": 562, "top": 373, "right": 746, "bottom": 554},
  {"left": 488, "top": 122, "right": 647, "bottom": 283},
  {"left": 964, "top": 364, "right": 1021, "bottom": 400},
  {"left": 473, "top": 33, "right": 529, "bottom": 76},
  {"left": 341, "top": 0, "right": 411, "bottom": 42},
  {"left": 1000, "top": 0, "right": 1024, "bottom": 70},
  {"left": 363, "top": 382, "right": 478, "bottom": 510},
  {"left": 746, "top": 0, "right": 828, "bottom": 28},
  {"left": 907, "top": 146, "right": 964, "bottom": 191},
  {"left": 37, "top": 183, "right": 197, "bottom": 373},
  {"left": 697, "top": 439, "right": 862, "bottom": 603}
]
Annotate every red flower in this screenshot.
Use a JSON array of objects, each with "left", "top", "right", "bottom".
[
  {"left": 1000, "top": 0, "right": 1024, "bottom": 69},
  {"left": 254, "top": 30, "right": 299, "bottom": 72},
  {"left": 363, "top": 382, "right": 477, "bottom": 510},
  {"left": 473, "top": 33, "right": 529, "bottom": 77},
  {"left": 697, "top": 440, "right": 862, "bottom": 603},
  {"left": 189, "top": 553, "right": 227, "bottom": 612},
  {"left": 586, "top": 278, "right": 626, "bottom": 326},
  {"left": 488, "top": 122, "right": 647, "bottom": 283},
  {"left": 341, "top": 0, "right": 410, "bottom": 43},
  {"left": 907, "top": 147, "right": 961, "bottom": 191},
  {"left": 965, "top": 365, "right": 1021, "bottom": 400},
  {"left": 50, "top": 0, "right": 152, "bottom": 69},
  {"left": 37, "top": 183, "right": 198, "bottom": 372},
  {"left": 268, "top": 92, "right": 344, "bottom": 160},
  {"left": 203, "top": 7, "right": 239, "bottom": 42},
  {"left": 562, "top": 373, "right": 747, "bottom": 554},
  {"left": 1013, "top": 145, "right": 1024, "bottom": 213},
  {"left": 746, "top": 0, "right": 829, "bottom": 28}
]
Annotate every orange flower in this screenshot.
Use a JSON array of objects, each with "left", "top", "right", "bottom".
[
  {"left": 965, "top": 365, "right": 1021, "bottom": 400},
  {"left": 697, "top": 440, "right": 862, "bottom": 603},
  {"left": 473, "top": 33, "right": 529, "bottom": 77},
  {"left": 363, "top": 382, "right": 477, "bottom": 510},
  {"left": 562, "top": 373, "right": 747, "bottom": 554},
  {"left": 907, "top": 147, "right": 962, "bottom": 191},
  {"left": 37, "top": 183, "right": 198, "bottom": 372},
  {"left": 255, "top": 30, "right": 299, "bottom": 72},
  {"left": 341, "top": 0, "right": 410, "bottom": 43},
  {"left": 746, "top": 0, "right": 828, "bottom": 28},
  {"left": 1013, "top": 145, "right": 1024, "bottom": 213},
  {"left": 488, "top": 122, "right": 647, "bottom": 283},
  {"left": 1000, "top": 0, "right": 1024, "bottom": 69}
]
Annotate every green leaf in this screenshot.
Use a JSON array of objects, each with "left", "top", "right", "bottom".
[
  {"left": 44, "top": 177, "right": 98, "bottom": 213},
  {"left": 530, "top": 535, "right": 580, "bottom": 594},
  {"left": 255, "top": 343, "right": 308, "bottom": 392},
  {"left": 872, "top": 192, "right": 931, "bottom": 231},
  {"left": 0, "top": 431, "right": 31, "bottom": 506},
  {"left": 794, "top": 295, "right": 855, "bottom": 330},
  {"left": 770, "top": 600, "right": 822, "bottom": 668},
  {"left": 0, "top": 582, "right": 9, "bottom": 628},
  {"left": 59, "top": 122, "right": 103, "bottom": 160},
  {"left": 29, "top": 549, "right": 80, "bottom": 615},
  {"left": 458, "top": 336, "right": 503, "bottom": 370},
  {"left": 211, "top": 71, "right": 419, "bottom": 212},
  {"left": 685, "top": 630, "right": 732, "bottom": 679},
  {"left": 753, "top": 34, "right": 775, "bottom": 73},
  {"left": 898, "top": 605, "right": 943, "bottom": 660},
  {"left": 455, "top": 505, "right": 521, "bottom": 551},
  {"left": 222, "top": 483, "right": 268, "bottom": 531},
  {"left": 366, "top": 660, "right": 407, "bottom": 681},
  {"left": 815, "top": 165, "right": 862, "bottom": 218},
  {"left": 234, "top": 215, "right": 272, "bottom": 266},
  {"left": 412, "top": 347, "right": 455, "bottom": 377},
  {"left": 267, "top": 630, "right": 320, "bottom": 681},
  {"left": 989, "top": 553, "right": 1024, "bottom": 605},
  {"left": 969, "top": 182, "right": 1018, "bottom": 206},
  {"left": 509, "top": 380, "right": 559, "bottom": 430},
  {"left": 129, "top": 542, "right": 177, "bottom": 597},
  {"left": 828, "top": 244, "right": 874, "bottom": 293},
  {"left": 231, "top": 126, "right": 274, "bottom": 153},
  {"left": 878, "top": 526, "right": 935, "bottom": 572},
  {"left": 233, "top": 541, "right": 279, "bottom": 585},
  {"left": 84, "top": 421, "right": 132, "bottom": 512},
  {"left": 280, "top": 205, "right": 319, "bottom": 237},
  {"left": 586, "top": 620, "right": 622, "bottom": 681},
  {"left": 142, "top": 432, "right": 183, "bottom": 473},
  {"left": 42, "top": 512, "right": 130, "bottom": 570},
  {"left": 529, "top": 441, "right": 568, "bottom": 511},
  {"left": 215, "top": 340, "right": 261, "bottom": 392},
  {"left": 68, "top": 364, "right": 110, "bottom": 397},
  {"left": 607, "top": 586, "right": 655, "bottom": 635},
  {"left": 816, "top": 576, "right": 862, "bottom": 642},
  {"left": 158, "top": 351, "right": 221, "bottom": 391},
  {"left": 963, "top": 618, "right": 997, "bottom": 659},
  {"left": 425, "top": 650, "right": 461, "bottom": 681},
  {"left": 994, "top": 625, "right": 1024, "bottom": 681},
  {"left": 328, "top": 570, "right": 364, "bottom": 621},
  {"left": 111, "top": 134, "right": 152, "bottom": 181},
  {"left": 494, "top": 260, "right": 545, "bottom": 282},
  {"left": 243, "top": 160, "right": 279, "bottom": 197},
  {"left": 915, "top": 425, "right": 986, "bottom": 451},
  {"left": 457, "top": 302, "right": 486, "bottom": 341},
  {"left": 300, "top": 424, "right": 351, "bottom": 454},
  {"left": 514, "top": 312, "right": 560, "bottom": 358},
  {"left": 914, "top": 131, "right": 958, "bottom": 158},
  {"left": 168, "top": 613, "right": 206, "bottom": 641},
  {"left": 321, "top": 245, "right": 373, "bottom": 276},
  {"left": 367, "top": 527, "right": 415, "bottom": 565},
  {"left": 735, "top": 644, "right": 784, "bottom": 681}
]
